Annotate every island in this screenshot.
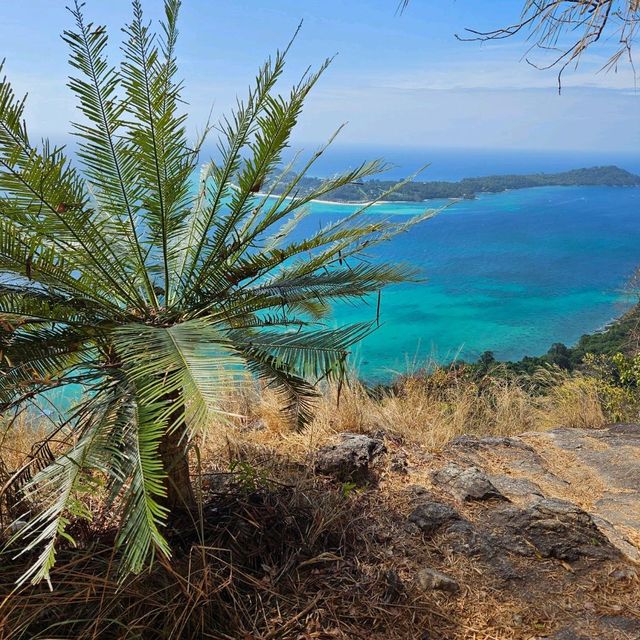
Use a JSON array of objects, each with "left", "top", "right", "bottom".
[{"left": 266, "top": 165, "right": 640, "bottom": 203}]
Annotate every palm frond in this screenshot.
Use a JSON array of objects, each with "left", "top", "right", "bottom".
[
  {"left": 0, "top": 324, "right": 96, "bottom": 409},
  {"left": 114, "top": 396, "right": 171, "bottom": 576},
  {"left": 11, "top": 395, "right": 118, "bottom": 585},
  {"left": 63, "top": 1, "right": 157, "bottom": 308},
  {"left": 230, "top": 322, "right": 374, "bottom": 383},
  {"left": 176, "top": 40, "right": 295, "bottom": 298},
  {"left": 0, "top": 65, "right": 145, "bottom": 310},
  {"left": 114, "top": 320, "right": 244, "bottom": 432},
  {"left": 121, "top": 0, "right": 193, "bottom": 303}
]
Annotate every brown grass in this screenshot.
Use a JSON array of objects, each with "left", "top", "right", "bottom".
[
  {"left": 2, "top": 442, "right": 638, "bottom": 640},
  {"left": 0, "top": 366, "right": 633, "bottom": 639},
  {"left": 199, "top": 366, "right": 608, "bottom": 468}
]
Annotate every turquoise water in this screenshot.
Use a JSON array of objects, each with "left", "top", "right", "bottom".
[
  {"left": 293, "top": 185, "right": 640, "bottom": 380},
  {"left": 40, "top": 183, "right": 640, "bottom": 411}
]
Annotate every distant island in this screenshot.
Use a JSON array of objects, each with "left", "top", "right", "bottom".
[{"left": 266, "top": 165, "right": 640, "bottom": 203}]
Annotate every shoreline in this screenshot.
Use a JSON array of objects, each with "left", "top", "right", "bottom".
[
  {"left": 252, "top": 183, "right": 639, "bottom": 207},
  {"left": 255, "top": 191, "right": 386, "bottom": 206}
]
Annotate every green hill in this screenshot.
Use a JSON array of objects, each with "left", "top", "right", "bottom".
[{"left": 270, "top": 165, "right": 640, "bottom": 203}]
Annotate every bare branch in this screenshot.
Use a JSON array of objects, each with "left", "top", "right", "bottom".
[{"left": 456, "top": 1, "right": 640, "bottom": 91}]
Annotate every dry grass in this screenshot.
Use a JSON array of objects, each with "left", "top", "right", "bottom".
[
  {"left": 0, "top": 468, "right": 440, "bottom": 640},
  {"left": 1, "top": 442, "right": 637, "bottom": 640},
  {"left": 536, "top": 374, "right": 607, "bottom": 430},
  {"left": 199, "top": 366, "right": 609, "bottom": 467},
  {"left": 0, "top": 366, "right": 634, "bottom": 639},
  {"left": 0, "top": 412, "right": 55, "bottom": 529}
]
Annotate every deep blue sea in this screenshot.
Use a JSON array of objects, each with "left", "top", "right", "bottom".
[
  {"left": 288, "top": 145, "right": 640, "bottom": 181},
  {"left": 274, "top": 147, "right": 640, "bottom": 380}
]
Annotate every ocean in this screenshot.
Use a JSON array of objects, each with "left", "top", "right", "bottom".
[
  {"left": 287, "top": 145, "right": 640, "bottom": 181},
  {"left": 289, "top": 180, "right": 640, "bottom": 380},
  {"left": 42, "top": 148, "right": 640, "bottom": 410}
]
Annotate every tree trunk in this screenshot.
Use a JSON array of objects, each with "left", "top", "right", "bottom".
[{"left": 158, "top": 390, "right": 195, "bottom": 511}]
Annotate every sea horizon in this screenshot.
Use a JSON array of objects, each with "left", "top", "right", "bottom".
[{"left": 272, "top": 144, "right": 640, "bottom": 182}]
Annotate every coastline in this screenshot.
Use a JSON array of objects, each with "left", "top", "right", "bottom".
[
  {"left": 247, "top": 165, "right": 640, "bottom": 206},
  {"left": 255, "top": 190, "right": 386, "bottom": 206}
]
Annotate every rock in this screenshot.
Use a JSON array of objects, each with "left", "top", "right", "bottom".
[
  {"left": 591, "top": 515, "right": 640, "bottom": 563},
  {"left": 492, "top": 498, "right": 618, "bottom": 561},
  {"left": 389, "top": 452, "right": 408, "bottom": 474},
  {"left": 598, "top": 615, "right": 640, "bottom": 634},
  {"left": 443, "top": 425, "right": 640, "bottom": 564},
  {"left": 445, "top": 520, "right": 494, "bottom": 557},
  {"left": 432, "top": 463, "right": 505, "bottom": 502},
  {"left": 448, "top": 434, "right": 535, "bottom": 453},
  {"left": 408, "top": 501, "right": 460, "bottom": 536},
  {"left": 489, "top": 475, "right": 544, "bottom": 502},
  {"left": 551, "top": 629, "right": 591, "bottom": 640},
  {"left": 610, "top": 566, "right": 638, "bottom": 581},
  {"left": 607, "top": 422, "right": 640, "bottom": 435},
  {"left": 407, "top": 484, "right": 431, "bottom": 497},
  {"left": 314, "top": 433, "right": 386, "bottom": 482},
  {"left": 416, "top": 568, "right": 460, "bottom": 593},
  {"left": 443, "top": 520, "right": 522, "bottom": 580}
]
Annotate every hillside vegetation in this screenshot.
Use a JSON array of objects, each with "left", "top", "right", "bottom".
[{"left": 269, "top": 165, "right": 640, "bottom": 202}]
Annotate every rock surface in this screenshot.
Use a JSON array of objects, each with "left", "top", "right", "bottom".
[
  {"left": 316, "top": 426, "right": 640, "bottom": 637},
  {"left": 394, "top": 424, "right": 640, "bottom": 636},
  {"left": 442, "top": 424, "right": 640, "bottom": 563},
  {"left": 432, "top": 463, "right": 505, "bottom": 501},
  {"left": 416, "top": 567, "right": 460, "bottom": 593},
  {"left": 408, "top": 500, "right": 460, "bottom": 536},
  {"left": 490, "top": 498, "right": 617, "bottom": 561},
  {"left": 314, "top": 433, "right": 386, "bottom": 482}
]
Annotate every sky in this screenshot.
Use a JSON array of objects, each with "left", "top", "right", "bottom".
[{"left": 0, "top": 0, "right": 639, "bottom": 156}]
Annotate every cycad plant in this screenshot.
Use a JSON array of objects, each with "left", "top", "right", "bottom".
[{"left": 0, "top": 0, "right": 431, "bottom": 583}]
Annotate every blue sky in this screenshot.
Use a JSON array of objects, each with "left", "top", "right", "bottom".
[{"left": 1, "top": 0, "right": 638, "bottom": 154}]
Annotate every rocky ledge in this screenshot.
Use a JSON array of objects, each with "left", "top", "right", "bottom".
[{"left": 315, "top": 424, "right": 640, "bottom": 639}]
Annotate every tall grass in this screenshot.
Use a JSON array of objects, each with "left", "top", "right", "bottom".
[{"left": 194, "top": 364, "right": 611, "bottom": 466}]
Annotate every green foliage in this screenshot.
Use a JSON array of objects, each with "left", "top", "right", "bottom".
[
  {"left": 476, "top": 304, "right": 640, "bottom": 377},
  {"left": 229, "top": 459, "right": 271, "bottom": 492},
  {"left": 0, "top": 1, "right": 432, "bottom": 583},
  {"left": 582, "top": 352, "right": 640, "bottom": 421},
  {"left": 267, "top": 166, "right": 640, "bottom": 203},
  {"left": 340, "top": 481, "right": 358, "bottom": 498}
]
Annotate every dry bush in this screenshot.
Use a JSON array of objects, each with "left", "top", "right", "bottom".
[
  {"left": 534, "top": 369, "right": 607, "bottom": 430},
  {"left": 371, "top": 370, "right": 542, "bottom": 448},
  {"left": 0, "top": 472, "right": 440, "bottom": 640},
  {"left": 196, "top": 365, "right": 614, "bottom": 467},
  {"left": 0, "top": 412, "right": 56, "bottom": 529}
]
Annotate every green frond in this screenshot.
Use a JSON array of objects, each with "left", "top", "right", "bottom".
[
  {"left": 121, "top": 0, "right": 193, "bottom": 303},
  {"left": 63, "top": 1, "right": 157, "bottom": 307},
  {"left": 11, "top": 395, "right": 120, "bottom": 585},
  {"left": 0, "top": 64, "right": 147, "bottom": 310},
  {"left": 241, "top": 348, "right": 319, "bottom": 429},
  {"left": 114, "top": 396, "right": 170, "bottom": 576},
  {"left": 0, "top": 216, "right": 118, "bottom": 311},
  {"left": 0, "top": 284, "right": 112, "bottom": 325},
  {"left": 229, "top": 322, "right": 374, "bottom": 384},
  {"left": 187, "top": 61, "right": 335, "bottom": 299},
  {"left": 0, "top": 323, "right": 96, "bottom": 409},
  {"left": 176, "top": 43, "right": 293, "bottom": 298},
  {"left": 114, "top": 320, "right": 244, "bottom": 431}
]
